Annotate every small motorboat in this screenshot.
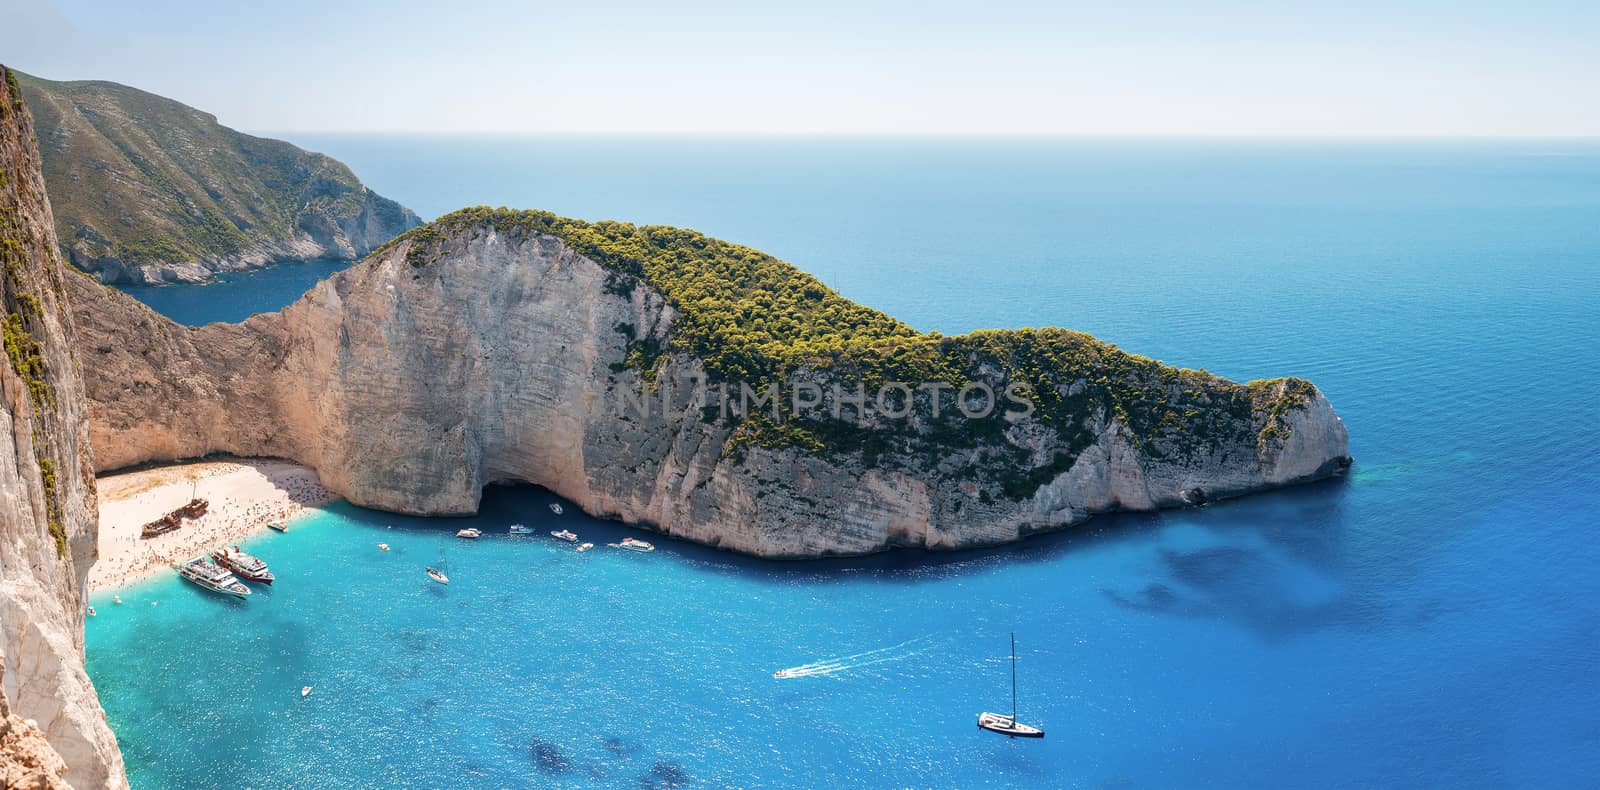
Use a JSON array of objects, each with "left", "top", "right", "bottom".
[
  {"left": 301, "top": 686, "right": 313, "bottom": 698},
  {"left": 508, "top": 523, "right": 534, "bottom": 535},
  {"left": 576, "top": 542, "right": 594, "bottom": 552},
  {"left": 549, "top": 503, "right": 563, "bottom": 515},
  {"left": 774, "top": 668, "right": 797, "bottom": 679},
  {"left": 112, "top": 596, "right": 123, "bottom": 605},
  {"left": 456, "top": 528, "right": 482, "bottom": 539},
  {"left": 87, "top": 606, "right": 97, "bottom": 617},
  {"left": 268, "top": 521, "right": 287, "bottom": 533},
  {"left": 609, "top": 537, "right": 655, "bottom": 553},
  {"left": 378, "top": 543, "right": 390, "bottom": 551},
  {"left": 426, "top": 567, "right": 449, "bottom": 585},
  {"left": 550, "top": 529, "right": 579, "bottom": 543}
]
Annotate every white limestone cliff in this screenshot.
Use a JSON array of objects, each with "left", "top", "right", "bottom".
[
  {"left": 71, "top": 218, "right": 1350, "bottom": 559},
  {"left": 1, "top": 66, "right": 126, "bottom": 790}
]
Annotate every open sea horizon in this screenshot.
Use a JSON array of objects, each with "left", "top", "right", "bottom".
[{"left": 98, "top": 136, "right": 1600, "bottom": 788}]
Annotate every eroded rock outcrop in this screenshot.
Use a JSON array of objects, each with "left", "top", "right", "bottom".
[
  {"left": 0, "top": 67, "right": 126, "bottom": 790},
  {"left": 0, "top": 663, "right": 69, "bottom": 790},
  {"left": 72, "top": 208, "right": 1349, "bottom": 558},
  {"left": 16, "top": 70, "right": 421, "bottom": 285}
]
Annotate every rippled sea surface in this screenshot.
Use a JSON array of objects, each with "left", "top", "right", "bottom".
[
  {"left": 116, "top": 259, "right": 348, "bottom": 326},
  {"left": 90, "top": 138, "right": 1600, "bottom": 787}
]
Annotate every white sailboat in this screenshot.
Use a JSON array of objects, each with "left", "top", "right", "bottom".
[
  {"left": 426, "top": 541, "right": 450, "bottom": 584},
  {"left": 977, "top": 633, "right": 1044, "bottom": 738}
]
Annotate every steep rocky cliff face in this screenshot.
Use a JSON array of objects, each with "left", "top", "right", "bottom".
[
  {"left": 72, "top": 208, "right": 1350, "bottom": 558},
  {"left": 15, "top": 70, "right": 421, "bottom": 285},
  {"left": 0, "top": 662, "right": 69, "bottom": 789},
  {"left": 0, "top": 67, "right": 126, "bottom": 789}
]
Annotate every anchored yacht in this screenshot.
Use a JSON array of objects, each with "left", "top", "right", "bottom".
[{"left": 977, "top": 633, "right": 1044, "bottom": 738}]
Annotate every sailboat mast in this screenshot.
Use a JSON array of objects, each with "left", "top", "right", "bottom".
[{"left": 1010, "top": 632, "right": 1018, "bottom": 720}]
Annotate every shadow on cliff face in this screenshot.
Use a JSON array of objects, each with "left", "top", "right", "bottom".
[
  {"left": 653, "top": 471, "right": 1355, "bottom": 585},
  {"left": 359, "top": 476, "right": 1369, "bottom": 638},
  {"left": 351, "top": 473, "right": 1354, "bottom": 588}
]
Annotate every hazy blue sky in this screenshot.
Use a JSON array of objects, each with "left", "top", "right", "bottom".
[{"left": 4, "top": 0, "right": 1598, "bottom": 136}]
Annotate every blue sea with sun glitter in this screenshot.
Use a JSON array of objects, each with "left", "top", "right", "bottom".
[{"left": 95, "top": 137, "right": 1600, "bottom": 788}]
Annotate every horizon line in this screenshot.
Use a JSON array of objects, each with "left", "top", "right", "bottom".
[{"left": 251, "top": 129, "right": 1600, "bottom": 142}]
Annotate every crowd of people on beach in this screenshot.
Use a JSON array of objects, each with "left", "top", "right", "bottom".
[{"left": 89, "top": 464, "right": 336, "bottom": 591}]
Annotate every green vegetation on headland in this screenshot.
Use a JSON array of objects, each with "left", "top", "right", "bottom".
[
  {"left": 386, "top": 207, "right": 1322, "bottom": 498},
  {"left": 13, "top": 70, "right": 419, "bottom": 280}
]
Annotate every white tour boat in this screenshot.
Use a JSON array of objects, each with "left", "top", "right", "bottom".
[
  {"left": 609, "top": 537, "right": 655, "bottom": 553},
  {"left": 174, "top": 557, "right": 252, "bottom": 598}
]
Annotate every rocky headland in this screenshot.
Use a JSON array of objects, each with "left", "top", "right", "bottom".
[
  {"left": 15, "top": 71, "right": 421, "bottom": 285},
  {"left": 71, "top": 207, "right": 1350, "bottom": 558}
]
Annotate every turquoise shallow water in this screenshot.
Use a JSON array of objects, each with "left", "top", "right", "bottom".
[{"left": 89, "top": 138, "right": 1600, "bottom": 787}]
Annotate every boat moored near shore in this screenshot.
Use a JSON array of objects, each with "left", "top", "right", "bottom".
[
  {"left": 212, "top": 546, "right": 275, "bottom": 584},
  {"left": 174, "top": 557, "right": 252, "bottom": 598},
  {"left": 610, "top": 537, "right": 655, "bottom": 553}
]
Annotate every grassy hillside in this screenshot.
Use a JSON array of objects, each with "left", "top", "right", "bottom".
[{"left": 15, "top": 70, "right": 418, "bottom": 281}]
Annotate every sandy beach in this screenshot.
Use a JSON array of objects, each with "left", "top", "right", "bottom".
[{"left": 90, "top": 459, "right": 338, "bottom": 591}]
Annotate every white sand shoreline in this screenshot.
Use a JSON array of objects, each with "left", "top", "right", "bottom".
[{"left": 90, "top": 459, "right": 338, "bottom": 592}]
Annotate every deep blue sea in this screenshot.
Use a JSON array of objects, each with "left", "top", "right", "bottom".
[
  {"left": 93, "top": 137, "right": 1600, "bottom": 788},
  {"left": 118, "top": 259, "right": 349, "bottom": 325}
]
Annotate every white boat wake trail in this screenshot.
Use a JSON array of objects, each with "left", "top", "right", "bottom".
[{"left": 775, "top": 637, "right": 927, "bottom": 679}]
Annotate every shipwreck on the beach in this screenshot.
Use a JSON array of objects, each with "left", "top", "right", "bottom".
[{"left": 138, "top": 498, "right": 209, "bottom": 539}]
